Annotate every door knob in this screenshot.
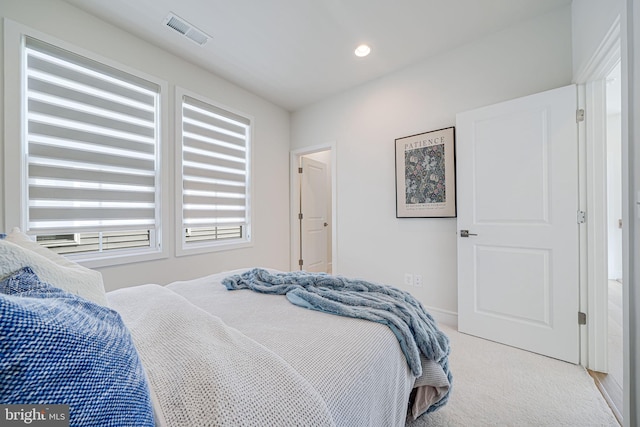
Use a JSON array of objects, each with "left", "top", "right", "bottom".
[{"left": 460, "top": 230, "right": 478, "bottom": 237}]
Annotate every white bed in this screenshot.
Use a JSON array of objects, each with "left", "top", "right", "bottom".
[
  {"left": 1, "top": 229, "right": 450, "bottom": 426},
  {"left": 108, "top": 269, "right": 451, "bottom": 426}
]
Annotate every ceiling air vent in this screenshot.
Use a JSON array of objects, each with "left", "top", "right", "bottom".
[{"left": 163, "top": 13, "right": 211, "bottom": 46}]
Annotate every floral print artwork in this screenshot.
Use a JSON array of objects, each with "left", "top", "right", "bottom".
[
  {"left": 404, "top": 144, "right": 445, "bottom": 204},
  {"left": 396, "top": 126, "right": 455, "bottom": 218}
]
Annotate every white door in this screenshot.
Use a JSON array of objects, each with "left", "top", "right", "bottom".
[
  {"left": 456, "top": 84, "right": 580, "bottom": 363},
  {"left": 300, "top": 156, "right": 328, "bottom": 272}
]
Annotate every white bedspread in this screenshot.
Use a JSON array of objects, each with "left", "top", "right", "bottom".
[
  {"left": 108, "top": 268, "right": 450, "bottom": 426},
  {"left": 108, "top": 283, "right": 335, "bottom": 427},
  {"left": 166, "top": 269, "right": 446, "bottom": 426}
]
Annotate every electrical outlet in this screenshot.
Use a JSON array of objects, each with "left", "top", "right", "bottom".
[
  {"left": 404, "top": 273, "right": 413, "bottom": 287},
  {"left": 414, "top": 274, "right": 423, "bottom": 287}
]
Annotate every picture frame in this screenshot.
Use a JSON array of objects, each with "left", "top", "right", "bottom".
[{"left": 395, "top": 126, "right": 456, "bottom": 218}]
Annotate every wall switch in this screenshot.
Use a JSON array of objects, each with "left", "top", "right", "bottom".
[
  {"left": 404, "top": 273, "right": 413, "bottom": 287},
  {"left": 414, "top": 274, "right": 423, "bottom": 287}
]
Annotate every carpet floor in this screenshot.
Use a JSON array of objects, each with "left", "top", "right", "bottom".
[{"left": 407, "top": 324, "right": 619, "bottom": 426}]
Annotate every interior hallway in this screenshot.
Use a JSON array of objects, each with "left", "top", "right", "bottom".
[{"left": 590, "top": 279, "right": 623, "bottom": 424}]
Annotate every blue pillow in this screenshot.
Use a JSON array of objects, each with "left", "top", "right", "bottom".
[{"left": 0, "top": 267, "right": 154, "bottom": 426}]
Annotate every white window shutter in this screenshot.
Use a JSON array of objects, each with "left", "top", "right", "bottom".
[
  {"left": 24, "top": 37, "right": 161, "bottom": 235},
  {"left": 180, "top": 94, "right": 250, "bottom": 246}
]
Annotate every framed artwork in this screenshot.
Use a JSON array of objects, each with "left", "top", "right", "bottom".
[{"left": 395, "top": 126, "right": 456, "bottom": 218}]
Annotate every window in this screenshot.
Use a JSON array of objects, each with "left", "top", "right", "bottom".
[
  {"left": 36, "top": 230, "right": 151, "bottom": 255},
  {"left": 22, "top": 36, "right": 163, "bottom": 262},
  {"left": 177, "top": 90, "right": 251, "bottom": 254}
]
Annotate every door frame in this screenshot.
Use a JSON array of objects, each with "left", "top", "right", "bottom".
[
  {"left": 574, "top": 16, "right": 621, "bottom": 371},
  {"left": 290, "top": 143, "right": 337, "bottom": 273}
]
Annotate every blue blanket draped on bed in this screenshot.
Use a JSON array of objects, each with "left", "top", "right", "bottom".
[{"left": 222, "top": 268, "right": 451, "bottom": 383}]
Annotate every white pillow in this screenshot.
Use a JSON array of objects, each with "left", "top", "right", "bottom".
[
  {"left": 4, "top": 227, "right": 80, "bottom": 268},
  {"left": 0, "top": 228, "right": 107, "bottom": 305}
]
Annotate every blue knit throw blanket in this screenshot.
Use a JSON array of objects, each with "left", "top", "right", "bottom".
[{"left": 222, "top": 268, "right": 451, "bottom": 381}]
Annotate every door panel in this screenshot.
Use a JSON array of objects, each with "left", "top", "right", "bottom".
[
  {"left": 457, "top": 84, "right": 579, "bottom": 363},
  {"left": 474, "top": 110, "right": 549, "bottom": 223},
  {"left": 475, "top": 245, "right": 551, "bottom": 326}
]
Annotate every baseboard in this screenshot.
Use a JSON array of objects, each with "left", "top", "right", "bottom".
[
  {"left": 588, "top": 370, "right": 623, "bottom": 425},
  {"left": 424, "top": 305, "right": 458, "bottom": 329}
]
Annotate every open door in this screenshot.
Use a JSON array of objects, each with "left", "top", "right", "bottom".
[
  {"left": 299, "top": 156, "right": 329, "bottom": 272},
  {"left": 456, "top": 84, "right": 580, "bottom": 363}
]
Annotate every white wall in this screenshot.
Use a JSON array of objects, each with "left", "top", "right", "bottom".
[
  {"left": 622, "top": 0, "right": 640, "bottom": 423},
  {"left": 572, "top": 0, "right": 623, "bottom": 78},
  {"left": 0, "top": 0, "right": 291, "bottom": 290},
  {"left": 290, "top": 6, "right": 573, "bottom": 321}
]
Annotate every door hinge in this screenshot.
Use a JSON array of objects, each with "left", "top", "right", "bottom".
[
  {"left": 577, "top": 210, "right": 586, "bottom": 224},
  {"left": 576, "top": 109, "right": 585, "bottom": 123},
  {"left": 298, "top": 167, "right": 303, "bottom": 174},
  {"left": 298, "top": 213, "right": 303, "bottom": 220},
  {"left": 578, "top": 311, "right": 587, "bottom": 325},
  {"left": 298, "top": 259, "right": 303, "bottom": 266}
]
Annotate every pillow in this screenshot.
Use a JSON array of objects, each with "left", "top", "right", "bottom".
[
  {"left": 0, "top": 228, "right": 106, "bottom": 305},
  {"left": 4, "top": 227, "right": 82, "bottom": 268},
  {"left": 0, "top": 267, "right": 154, "bottom": 426}
]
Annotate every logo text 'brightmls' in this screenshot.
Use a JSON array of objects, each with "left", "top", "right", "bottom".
[{"left": 1, "top": 405, "right": 69, "bottom": 426}]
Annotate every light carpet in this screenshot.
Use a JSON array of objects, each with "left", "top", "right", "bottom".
[{"left": 407, "top": 324, "right": 619, "bottom": 427}]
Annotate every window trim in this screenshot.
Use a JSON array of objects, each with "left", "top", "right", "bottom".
[
  {"left": 3, "top": 19, "right": 170, "bottom": 268},
  {"left": 174, "top": 86, "right": 253, "bottom": 257}
]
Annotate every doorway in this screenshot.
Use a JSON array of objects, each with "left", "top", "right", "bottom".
[
  {"left": 577, "top": 21, "right": 623, "bottom": 422},
  {"left": 290, "top": 145, "right": 336, "bottom": 273},
  {"left": 599, "top": 60, "right": 623, "bottom": 421}
]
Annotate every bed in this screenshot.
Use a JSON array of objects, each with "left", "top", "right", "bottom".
[{"left": 0, "top": 228, "right": 451, "bottom": 426}]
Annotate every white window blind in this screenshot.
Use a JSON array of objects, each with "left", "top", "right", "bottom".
[
  {"left": 23, "top": 37, "right": 161, "bottom": 249},
  {"left": 180, "top": 94, "right": 250, "bottom": 246}
]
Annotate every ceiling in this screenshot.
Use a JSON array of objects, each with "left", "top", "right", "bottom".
[{"left": 64, "top": 0, "right": 572, "bottom": 111}]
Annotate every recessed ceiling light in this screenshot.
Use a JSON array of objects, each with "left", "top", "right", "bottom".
[{"left": 354, "top": 44, "right": 371, "bottom": 57}]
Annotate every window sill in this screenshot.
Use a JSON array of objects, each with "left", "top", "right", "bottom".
[
  {"left": 175, "top": 240, "right": 253, "bottom": 257},
  {"left": 69, "top": 247, "right": 168, "bottom": 269}
]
